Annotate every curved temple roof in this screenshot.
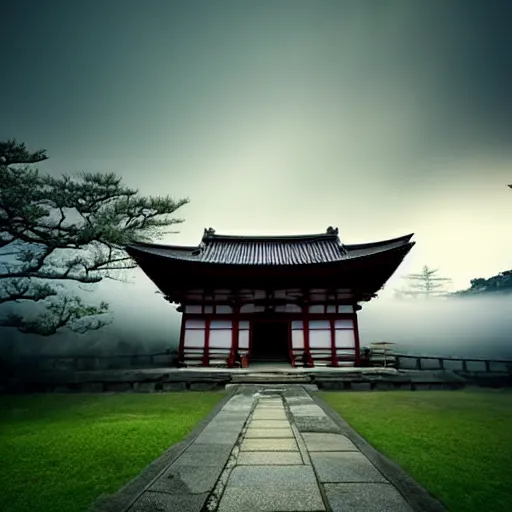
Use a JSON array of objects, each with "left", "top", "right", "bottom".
[{"left": 126, "top": 228, "right": 414, "bottom": 267}]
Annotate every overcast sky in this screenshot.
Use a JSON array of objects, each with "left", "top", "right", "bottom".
[{"left": 2, "top": 0, "right": 511, "bottom": 292}]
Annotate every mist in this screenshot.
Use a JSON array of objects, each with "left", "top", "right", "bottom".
[
  {"left": 359, "top": 295, "right": 512, "bottom": 359},
  {"left": 1, "top": 268, "right": 511, "bottom": 362}
]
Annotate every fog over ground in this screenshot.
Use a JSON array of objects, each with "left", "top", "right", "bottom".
[{"left": 1, "top": 268, "right": 510, "bottom": 361}]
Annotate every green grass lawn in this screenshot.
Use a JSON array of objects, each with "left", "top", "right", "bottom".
[
  {"left": 0, "top": 392, "right": 225, "bottom": 512},
  {"left": 319, "top": 389, "right": 512, "bottom": 512}
]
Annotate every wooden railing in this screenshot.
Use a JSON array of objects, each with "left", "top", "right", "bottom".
[
  {"left": 393, "top": 353, "right": 512, "bottom": 373},
  {"left": 3, "top": 351, "right": 511, "bottom": 374},
  {"left": 1, "top": 351, "right": 177, "bottom": 373}
]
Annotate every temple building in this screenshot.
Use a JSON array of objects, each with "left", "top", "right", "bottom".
[{"left": 126, "top": 227, "right": 414, "bottom": 368}]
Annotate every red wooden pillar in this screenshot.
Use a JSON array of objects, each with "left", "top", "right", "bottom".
[
  {"left": 330, "top": 318, "right": 339, "bottom": 367},
  {"left": 353, "top": 311, "right": 361, "bottom": 366},
  {"left": 178, "top": 312, "right": 186, "bottom": 362},
  {"left": 203, "top": 318, "right": 211, "bottom": 366},
  {"left": 302, "top": 308, "right": 312, "bottom": 367},
  {"left": 229, "top": 304, "right": 240, "bottom": 366},
  {"left": 288, "top": 320, "right": 295, "bottom": 368}
]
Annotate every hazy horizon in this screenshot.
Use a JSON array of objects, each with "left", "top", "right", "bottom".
[{"left": 1, "top": 1, "right": 511, "bottom": 356}]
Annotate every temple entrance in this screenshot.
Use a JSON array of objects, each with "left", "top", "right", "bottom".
[{"left": 250, "top": 321, "right": 290, "bottom": 363}]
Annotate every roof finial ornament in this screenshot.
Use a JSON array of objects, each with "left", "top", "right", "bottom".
[
  {"left": 204, "top": 227, "right": 216, "bottom": 237},
  {"left": 326, "top": 226, "right": 339, "bottom": 235}
]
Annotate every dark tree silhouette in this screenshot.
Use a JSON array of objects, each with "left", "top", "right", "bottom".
[{"left": 0, "top": 140, "right": 189, "bottom": 335}]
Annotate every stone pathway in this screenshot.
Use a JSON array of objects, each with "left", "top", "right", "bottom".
[{"left": 111, "top": 385, "right": 442, "bottom": 512}]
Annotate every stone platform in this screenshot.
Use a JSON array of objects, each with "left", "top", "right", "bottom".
[
  {"left": 90, "top": 384, "right": 446, "bottom": 512},
  {"left": 2, "top": 366, "right": 473, "bottom": 394}
]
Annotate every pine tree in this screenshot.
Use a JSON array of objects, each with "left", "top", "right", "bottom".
[
  {"left": 396, "top": 265, "right": 452, "bottom": 299},
  {"left": 0, "top": 140, "right": 189, "bottom": 335}
]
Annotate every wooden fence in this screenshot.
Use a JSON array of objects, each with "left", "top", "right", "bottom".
[
  {"left": 393, "top": 353, "right": 512, "bottom": 373},
  {"left": 1, "top": 352, "right": 177, "bottom": 373},
  {"left": 2, "top": 351, "right": 511, "bottom": 374}
]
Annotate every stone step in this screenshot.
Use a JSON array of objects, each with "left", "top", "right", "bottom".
[{"left": 231, "top": 374, "right": 311, "bottom": 384}]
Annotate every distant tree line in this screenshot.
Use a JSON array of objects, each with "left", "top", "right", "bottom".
[
  {"left": 454, "top": 185, "right": 512, "bottom": 296},
  {"left": 453, "top": 271, "right": 512, "bottom": 296},
  {"left": 397, "top": 266, "right": 512, "bottom": 299},
  {"left": 397, "top": 186, "right": 512, "bottom": 298}
]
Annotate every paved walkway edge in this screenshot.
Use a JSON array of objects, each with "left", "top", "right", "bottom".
[
  {"left": 88, "top": 386, "right": 239, "bottom": 512},
  {"left": 309, "top": 391, "right": 447, "bottom": 512}
]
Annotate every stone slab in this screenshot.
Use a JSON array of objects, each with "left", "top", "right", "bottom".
[
  {"left": 285, "top": 397, "right": 314, "bottom": 405},
  {"left": 200, "top": 421, "right": 245, "bottom": 433},
  {"left": 228, "top": 464, "right": 318, "bottom": 487},
  {"left": 252, "top": 410, "right": 288, "bottom": 420},
  {"left": 289, "top": 405, "right": 327, "bottom": 417},
  {"left": 237, "top": 451, "right": 304, "bottom": 465},
  {"left": 249, "top": 419, "right": 292, "bottom": 429},
  {"left": 194, "top": 430, "right": 240, "bottom": 445},
  {"left": 302, "top": 433, "right": 358, "bottom": 451},
  {"left": 240, "top": 438, "right": 298, "bottom": 451},
  {"left": 174, "top": 443, "right": 232, "bottom": 467},
  {"left": 301, "top": 384, "right": 319, "bottom": 392},
  {"left": 217, "top": 488, "right": 325, "bottom": 511},
  {"left": 310, "top": 452, "right": 388, "bottom": 483},
  {"left": 210, "top": 412, "right": 249, "bottom": 422},
  {"left": 294, "top": 415, "right": 342, "bottom": 433},
  {"left": 149, "top": 464, "right": 221, "bottom": 494},
  {"left": 219, "top": 466, "right": 324, "bottom": 511},
  {"left": 245, "top": 428, "right": 293, "bottom": 438},
  {"left": 324, "top": 483, "right": 413, "bottom": 511},
  {"left": 253, "top": 409, "right": 286, "bottom": 416},
  {"left": 128, "top": 490, "right": 208, "bottom": 512}
]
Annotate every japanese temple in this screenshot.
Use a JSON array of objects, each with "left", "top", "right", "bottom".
[{"left": 126, "top": 227, "right": 414, "bottom": 368}]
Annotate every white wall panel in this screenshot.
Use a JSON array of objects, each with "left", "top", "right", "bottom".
[
  {"left": 292, "top": 320, "right": 303, "bottom": 329},
  {"left": 335, "top": 319, "right": 354, "bottom": 329},
  {"left": 291, "top": 330, "right": 304, "bottom": 349},
  {"left": 185, "top": 305, "right": 202, "bottom": 313},
  {"left": 309, "top": 330, "right": 331, "bottom": 348},
  {"left": 210, "top": 320, "right": 233, "bottom": 329},
  {"left": 184, "top": 330, "right": 205, "bottom": 347},
  {"left": 238, "top": 330, "right": 249, "bottom": 349},
  {"left": 239, "top": 321, "right": 250, "bottom": 329},
  {"left": 335, "top": 329, "right": 356, "bottom": 348},
  {"left": 309, "top": 320, "right": 330, "bottom": 330},
  {"left": 309, "top": 305, "right": 324, "bottom": 313},
  {"left": 186, "top": 319, "right": 205, "bottom": 328},
  {"left": 338, "top": 305, "right": 354, "bottom": 313},
  {"left": 209, "top": 329, "right": 232, "bottom": 348}
]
